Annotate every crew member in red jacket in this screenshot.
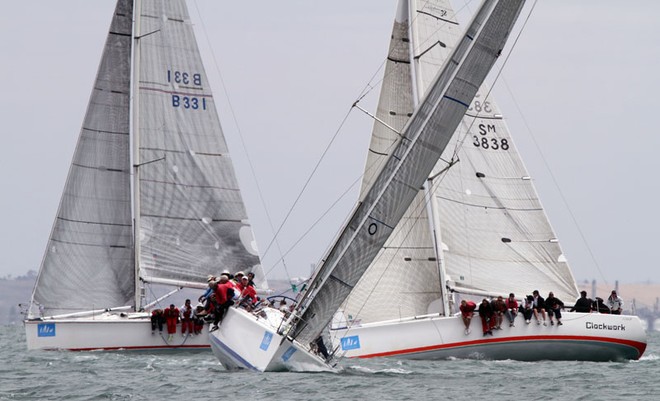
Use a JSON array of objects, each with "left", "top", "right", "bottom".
[
  {"left": 460, "top": 299, "right": 476, "bottom": 335},
  {"left": 211, "top": 275, "right": 234, "bottom": 331},
  {"left": 163, "top": 304, "right": 180, "bottom": 341}
]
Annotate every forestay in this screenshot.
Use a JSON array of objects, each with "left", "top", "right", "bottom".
[
  {"left": 344, "top": 0, "right": 578, "bottom": 326},
  {"left": 291, "top": 0, "right": 527, "bottom": 345}
]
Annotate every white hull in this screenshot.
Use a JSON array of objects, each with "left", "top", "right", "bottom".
[
  {"left": 25, "top": 312, "right": 210, "bottom": 351},
  {"left": 209, "top": 307, "right": 334, "bottom": 372},
  {"left": 330, "top": 312, "right": 647, "bottom": 362}
]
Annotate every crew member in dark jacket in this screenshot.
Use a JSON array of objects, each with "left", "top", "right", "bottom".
[
  {"left": 570, "top": 291, "right": 593, "bottom": 313},
  {"left": 532, "top": 290, "right": 547, "bottom": 325},
  {"left": 478, "top": 299, "right": 495, "bottom": 336},
  {"left": 545, "top": 292, "right": 565, "bottom": 325}
]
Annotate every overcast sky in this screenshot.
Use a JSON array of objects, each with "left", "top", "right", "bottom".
[{"left": 1, "top": 1, "right": 658, "bottom": 286}]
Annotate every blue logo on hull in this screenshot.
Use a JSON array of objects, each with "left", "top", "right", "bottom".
[
  {"left": 37, "top": 323, "right": 56, "bottom": 337},
  {"left": 260, "top": 332, "right": 273, "bottom": 351},
  {"left": 281, "top": 346, "right": 297, "bottom": 362},
  {"left": 341, "top": 335, "right": 360, "bottom": 350}
]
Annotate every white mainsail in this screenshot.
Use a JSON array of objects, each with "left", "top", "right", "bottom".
[
  {"left": 342, "top": 0, "right": 578, "bottom": 326},
  {"left": 289, "top": 0, "right": 527, "bottom": 347},
  {"left": 28, "top": 0, "right": 264, "bottom": 320}
]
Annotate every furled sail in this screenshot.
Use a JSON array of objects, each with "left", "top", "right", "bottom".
[
  {"left": 343, "top": 0, "right": 578, "bottom": 326},
  {"left": 131, "top": 0, "right": 263, "bottom": 288},
  {"left": 291, "top": 0, "right": 526, "bottom": 345},
  {"left": 29, "top": 0, "right": 135, "bottom": 317}
]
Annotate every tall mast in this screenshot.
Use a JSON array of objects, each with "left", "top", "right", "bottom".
[
  {"left": 131, "top": 0, "right": 143, "bottom": 311},
  {"left": 407, "top": 0, "right": 451, "bottom": 315}
]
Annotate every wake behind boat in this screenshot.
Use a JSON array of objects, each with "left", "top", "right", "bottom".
[
  {"left": 25, "top": 0, "right": 266, "bottom": 351},
  {"left": 329, "top": 0, "right": 646, "bottom": 362},
  {"left": 209, "top": 0, "right": 527, "bottom": 371}
]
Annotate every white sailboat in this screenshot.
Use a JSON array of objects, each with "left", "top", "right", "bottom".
[
  {"left": 209, "top": 0, "right": 527, "bottom": 371},
  {"left": 24, "top": 0, "right": 267, "bottom": 351},
  {"left": 329, "top": 0, "right": 646, "bottom": 361}
]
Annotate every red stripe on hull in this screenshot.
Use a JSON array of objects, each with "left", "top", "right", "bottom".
[{"left": 355, "top": 335, "right": 646, "bottom": 359}]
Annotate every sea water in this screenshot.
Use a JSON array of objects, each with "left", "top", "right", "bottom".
[{"left": 2, "top": 325, "right": 659, "bottom": 400}]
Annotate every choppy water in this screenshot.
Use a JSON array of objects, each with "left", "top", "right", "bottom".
[{"left": 2, "top": 325, "right": 659, "bottom": 400}]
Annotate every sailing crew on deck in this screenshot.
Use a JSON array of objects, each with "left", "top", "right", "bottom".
[
  {"left": 570, "top": 291, "right": 593, "bottom": 313},
  {"left": 236, "top": 276, "right": 257, "bottom": 310},
  {"left": 607, "top": 290, "right": 624, "bottom": 314},
  {"left": 150, "top": 309, "right": 164, "bottom": 334},
  {"left": 211, "top": 275, "right": 235, "bottom": 331},
  {"left": 504, "top": 293, "right": 518, "bottom": 327},
  {"left": 545, "top": 292, "right": 565, "bottom": 326},
  {"left": 163, "top": 304, "right": 180, "bottom": 341},
  {"left": 180, "top": 299, "right": 194, "bottom": 337},
  {"left": 491, "top": 296, "right": 507, "bottom": 330},
  {"left": 247, "top": 271, "right": 256, "bottom": 288},
  {"left": 459, "top": 300, "right": 476, "bottom": 335},
  {"left": 478, "top": 299, "right": 495, "bottom": 336},
  {"left": 522, "top": 295, "right": 534, "bottom": 323},
  {"left": 192, "top": 304, "right": 205, "bottom": 335},
  {"left": 531, "top": 290, "right": 547, "bottom": 326}
]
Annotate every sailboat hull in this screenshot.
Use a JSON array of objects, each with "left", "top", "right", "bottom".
[
  {"left": 209, "top": 307, "right": 334, "bottom": 372},
  {"left": 24, "top": 313, "right": 210, "bottom": 351},
  {"left": 330, "top": 312, "right": 646, "bottom": 362}
]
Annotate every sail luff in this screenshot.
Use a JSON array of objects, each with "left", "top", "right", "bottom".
[{"left": 291, "top": 0, "right": 526, "bottom": 345}]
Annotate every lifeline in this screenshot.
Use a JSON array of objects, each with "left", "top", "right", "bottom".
[{"left": 585, "top": 322, "right": 625, "bottom": 331}]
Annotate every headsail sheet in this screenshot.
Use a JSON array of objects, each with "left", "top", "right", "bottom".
[
  {"left": 30, "top": 0, "right": 135, "bottom": 317},
  {"left": 135, "top": 1, "right": 264, "bottom": 287},
  {"left": 292, "top": 0, "right": 526, "bottom": 344}
]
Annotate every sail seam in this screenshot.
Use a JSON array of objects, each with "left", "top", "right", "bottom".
[
  {"left": 50, "top": 238, "right": 130, "bottom": 249},
  {"left": 56, "top": 216, "right": 131, "bottom": 227},
  {"left": 140, "top": 178, "right": 239, "bottom": 191},
  {"left": 139, "top": 86, "right": 212, "bottom": 98},
  {"left": 140, "top": 214, "right": 243, "bottom": 223}
]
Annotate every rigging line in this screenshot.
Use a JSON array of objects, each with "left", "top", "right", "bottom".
[
  {"left": 190, "top": 1, "right": 293, "bottom": 281},
  {"left": 259, "top": 58, "right": 394, "bottom": 274}
]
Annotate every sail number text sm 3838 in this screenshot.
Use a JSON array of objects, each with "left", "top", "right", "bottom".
[
  {"left": 473, "top": 123, "right": 509, "bottom": 151},
  {"left": 168, "top": 69, "right": 207, "bottom": 110}
]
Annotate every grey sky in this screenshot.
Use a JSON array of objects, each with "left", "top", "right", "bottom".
[{"left": 1, "top": 1, "right": 658, "bottom": 285}]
